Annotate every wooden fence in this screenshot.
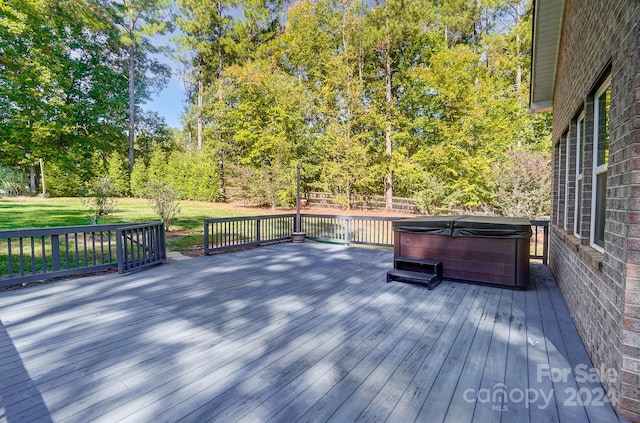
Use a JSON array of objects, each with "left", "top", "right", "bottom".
[
  {"left": 0, "top": 222, "right": 166, "bottom": 287},
  {"left": 306, "top": 192, "right": 418, "bottom": 212}
]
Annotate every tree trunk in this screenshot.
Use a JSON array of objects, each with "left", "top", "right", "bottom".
[
  {"left": 218, "top": 149, "right": 226, "bottom": 202},
  {"left": 128, "top": 44, "right": 135, "bottom": 173},
  {"left": 515, "top": 5, "right": 522, "bottom": 92},
  {"left": 384, "top": 43, "right": 393, "bottom": 210},
  {"left": 217, "top": 0, "right": 226, "bottom": 202},
  {"left": 39, "top": 158, "right": 46, "bottom": 196},
  {"left": 29, "top": 165, "right": 36, "bottom": 191},
  {"left": 197, "top": 78, "right": 203, "bottom": 151}
]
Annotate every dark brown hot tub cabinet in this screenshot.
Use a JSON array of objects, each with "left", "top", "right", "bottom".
[{"left": 389, "top": 216, "right": 531, "bottom": 289}]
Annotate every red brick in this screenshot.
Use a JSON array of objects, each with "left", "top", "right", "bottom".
[
  {"left": 619, "top": 397, "right": 640, "bottom": 422},
  {"left": 622, "top": 370, "right": 640, "bottom": 386},
  {"left": 625, "top": 317, "right": 640, "bottom": 332}
]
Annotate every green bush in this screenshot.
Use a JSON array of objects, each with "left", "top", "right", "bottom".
[
  {"left": 45, "top": 162, "right": 85, "bottom": 197},
  {"left": 0, "top": 165, "right": 25, "bottom": 196},
  {"left": 166, "top": 148, "right": 220, "bottom": 202},
  {"left": 106, "top": 152, "right": 130, "bottom": 197},
  {"left": 414, "top": 173, "right": 459, "bottom": 215},
  {"left": 130, "top": 161, "right": 149, "bottom": 198},
  {"left": 147, "top": 180, "right": 181, "bottom": 231},
  {"left": 487, "top": 149, "right": 551, "bottom": 219},
  {"left": 81, "top": 175, "right": 117, "bottom": 224}
]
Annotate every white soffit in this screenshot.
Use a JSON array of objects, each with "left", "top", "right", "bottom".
[{"left": 529, "top": 0, "right": 564, "bottom": 113}]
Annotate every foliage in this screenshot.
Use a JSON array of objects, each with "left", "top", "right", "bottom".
[
  {"left": 81, "top": 176, "right": 118, "bottom": 224},
  {"left": 45, "top": 161, "right": 86, "bottom": 197},
  {"left": 147, "top": 180, "right": 181, "bottom": 231},
  {"left": 487, "top": 149, "right": 552, "bottom": 219},
  {"left": 130, "top": 161, "right": 149, "bottom": 198},
  {"left": 414, "top": 173, "right": 461, "bottom": 215},
  {"left": 230, "top": 164, "right": 293, "bottom": 209},
  {"left": 166, "top": 148, "right": 221, "bottom": 202},
  {"left": 106, "top": 152, "right": 130, "bottom": 197},
  {"left": 1, "top": 0, "right": 553, "bottom": 216},
  {"left": 0, "top": 166, "right": 25, "bottom": 197}
]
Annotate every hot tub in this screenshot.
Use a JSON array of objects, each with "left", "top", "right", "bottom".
[{"left": 392, "top": 215, "right": 531, "bottom": 288}]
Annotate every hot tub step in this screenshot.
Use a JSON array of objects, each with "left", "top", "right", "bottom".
[
  {"left": 386, "top": 269, "right": 442, "bottom": 290},
  {"left": 394, "top": 257, "right": 443, "bottom": 277}
]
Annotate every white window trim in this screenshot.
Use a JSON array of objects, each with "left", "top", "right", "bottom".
[
  {"left": 574, "top": 113, "right": 585, "bottom": 238},
  {"left": 556, "top": 142, "right": 563, "bottom": 226},
  {"left": 590, "top": 77, "right": 611, "bottom": 253},
  {"left": 564, "top": 130, "right": 570, "bottom": 230}
]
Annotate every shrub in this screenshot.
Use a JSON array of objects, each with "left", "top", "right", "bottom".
[
  {"left": 487, "top": 149, "right": 552, "bottom": 219},
  {"left": 106, "top": 152, "right": 130, "bottom": 197},
  {"left": 82, "top": 175, "right": 117, "bottom": 224},
  {"left": 46, "top": 161, "right": 86, "bottom": 197},
  {"left": 147, "top": 180, "right": 181, "bottom": 231},
  {"left": 414, "top": 173, "right": 459, "bottom": 215},
  {"left": 0, "top": 165, "right": 25, "bottom": 197},
  {"left": 130, "top": 161, "right": 149, "bottom": 198}
]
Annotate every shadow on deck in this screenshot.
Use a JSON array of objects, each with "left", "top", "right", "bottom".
[{"left": 0, "top": 242, "right": 622, "bottom": 422}]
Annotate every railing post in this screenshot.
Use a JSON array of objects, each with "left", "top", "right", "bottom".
[
  {"left": 159, "top": 224, "right": 166, "bottom": 260},
  {"left": 203, "top": 220, "right": 210, "bottom": 255},
  {"left": 345, "top": 217, "right": 351, "bottom": 244},
  {"left": 543, "top": 223, "right": 549, "bottom": 265},
  {"left": 116, "top": 228, "right": 124, "bottom": 274},
  {"left": 51, "top": 235, "right": 60, "bottom": 271},
  {"left": 256, "top": 218, "right": 261, "bottom": 243}
]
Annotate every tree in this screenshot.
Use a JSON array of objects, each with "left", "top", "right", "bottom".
[
  {"left": 487, "top": 148, "right": 551, "bottom": 219},
  {"left": 363, "top": 0, "right": 431, "bottom": 209},
  {"left": 1, "top": 0, "right": 130, "bottom": 192},
  {"left": 103, "top": 0, "right": 172, "bottom": 172}
]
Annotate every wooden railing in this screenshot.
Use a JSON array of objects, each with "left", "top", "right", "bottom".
[
  {"left": 0, "top": 222, "right": 166, "bottom": 287},
  {"left": 204, "top": 214, "right": 550, "bottom": 264},
  {"left": 204, "top": 215, "right": 295, "bottom": 254},
  {"left": 530, "top": 220, "right": 550, "bottom": 264},
  {"left": 116, "top": 222, "right": 166, "bottom": 273},
  {"left": 301, "top": 214, "right": 402, "bottom": 247}
]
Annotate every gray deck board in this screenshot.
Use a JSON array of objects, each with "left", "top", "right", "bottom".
[{"left": 0, "top": 242, "right": 621, "bottom": 423}]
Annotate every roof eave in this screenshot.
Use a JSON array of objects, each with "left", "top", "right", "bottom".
[{"left": 529, "top": 0, "right": 565, "bottom": 113}]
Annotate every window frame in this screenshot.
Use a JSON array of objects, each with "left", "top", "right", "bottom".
[
  {"left": 564, "top": 129, "right": 571, "bottom": 230},
  {"left": 574, "top": 112, "right": 585, "bottom": 238},
  {"left": 556, "top": 140, "right": 564, "bottom": 226},
  {"left": 590, "top": 77, "right": 611, "bottom": 252}
]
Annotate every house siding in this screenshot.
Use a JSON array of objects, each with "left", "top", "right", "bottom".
[{"left": 549, "top": 0, "right": 640, "bottom": 421}]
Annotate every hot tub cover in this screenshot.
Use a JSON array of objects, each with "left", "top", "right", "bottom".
[{"left": 392, "top": 215, "right": 532, "bottom": 239}]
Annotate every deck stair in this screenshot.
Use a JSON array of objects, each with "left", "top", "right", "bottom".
[{"left": 387, "top": 257, "right": 443, "bottom": 290}]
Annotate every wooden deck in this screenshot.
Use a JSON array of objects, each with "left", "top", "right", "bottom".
[{"left": 0, "top": 242, "right": 622, "bottom": 422}]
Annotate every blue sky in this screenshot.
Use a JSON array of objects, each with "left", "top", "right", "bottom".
[
  {"left": 144, "top": 70, "right": 185, "bottom": 129},
  {"left": 143, "top": 28, "right": 187, "bottom": 130}
]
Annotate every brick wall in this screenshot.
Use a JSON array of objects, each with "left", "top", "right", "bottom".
[{"left": 549, "top": 0, "right": 640, "bottom": 420}]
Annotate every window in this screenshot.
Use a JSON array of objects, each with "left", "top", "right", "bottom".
[
  {"left": 591, "top": 79, "right": 611, "bottom": 251},
  {"left": 556, "top": 141, "right": 563, "bottom": 226},
  {"left": 574, "top": 113, "right": 585, "bottom": 237},
  {"left": 556, "top": 135, "right": 567, "bottom": 227},
  {"left": 564, "top": 129, "right": 571, "bottom": 230}
]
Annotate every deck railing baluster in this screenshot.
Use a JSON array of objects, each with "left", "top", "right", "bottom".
[
  {"left": 64, "top": 234, "right": 70, "bottom": 269},
  {"left": 7, "top": 239, "right": 13, "bottom": 278},
  {"left": 41, "top": 236, "right": 46, "bottom": 272},
  {"left": 19, "top": 238, "right": 25, "bottom": 276},
  {"left": 30, "top": 237, "right": 36, "bottom": 275}
]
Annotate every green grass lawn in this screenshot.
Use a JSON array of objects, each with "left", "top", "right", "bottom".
[{"left": 0, "top": 197, "right": 271, "bottom": 255}]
